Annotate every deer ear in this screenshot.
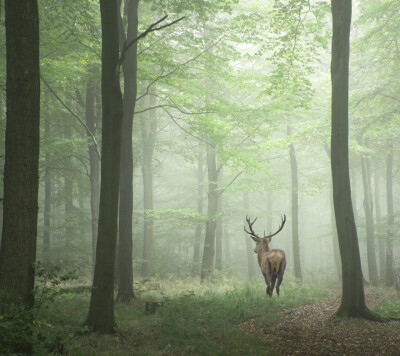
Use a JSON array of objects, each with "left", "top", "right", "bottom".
[{"left": 267, "top": 237, "right": 271, "bottom": 243}]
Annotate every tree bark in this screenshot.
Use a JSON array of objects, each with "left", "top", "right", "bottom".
[
  {"left": 141, "top": 92, "right": 157, "bottom": 277},
  {"left": 331, "top": 0, "right": 380, "bottom": 320},
  {"left": 373, "top": 159, "right": 385, "bottom": 281},
  {"left": 385, "top": 143, "right": 394, "bottom": 286},
  {"left": 193, "top": 142, "right": 204, "bottom": 272},
  {"left": 200, "top": 142, "right": 218, "bottom": 282},
  {"left": 117, "top": 0, "right": 138, "bottom": 302},
  {"left": 85, "top": 68, "right": 100, "bottom": 272},
  {"left": 0, "top": 0, "right": 40, "bottom": 312},
  {"left": 288, "top": 129, "right": 302, "bottom": 280},
  {"left": 215, "top": 169, "right": 223, "bottom": 271},
  {"left": 43, "top": 112, "right": 51, "bottom": 263},
  {"left": 64, "top": 124, "right": 74, "bottom": 249},
  {"left": 360, "top": 138, "right": 378, "bottom": 285},
  {"left": 85, "top": 0, "right": 123, "bottom": 333},
  {"left": 244, "top": 191, "right": 255, "bottom": 279}
]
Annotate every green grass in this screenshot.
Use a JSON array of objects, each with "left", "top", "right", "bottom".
[
  {"left": 34, "top": 277, "right": 332, "bottom": 355},
  {"left": 371, "top": 291, "right": 400, "bottom": 320}
]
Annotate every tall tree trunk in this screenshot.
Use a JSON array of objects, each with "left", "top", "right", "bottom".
[
  {"left": 360, "top": 138, "right": 378, "bottom": 285},
  {"left": 215, "top": 169, "right": 223, "bottom": 271},
  {"left": 373, "top": 159, "right": 385, "bottom": 281},
  {"left": 200, "top": 142, "right": 218, "bottom": 282},
  {"left": 244, "top": 191, "right": 255, "bottom": 279},
  {"left": 141, "top": 92, "right": 157, "bottom": 277},
  {"left": 330, "top": 183, "right": 342, "bottom": 281},
  {"left": 117, "top": 0, "right": 138, "bottom": 302},
  {"left": 43, "top": 114, "right": 51, "bottom": 263},
  {"left": 331, "top": 0, "right": 379, "bottom": 320},
  {"left": 193, "top": 142, "right": 204, "bottom": 272},
  {"left": 85, "top": 0, "right": 123, "bottom": 333},
  {"left": 85, "top": 68, "right": 100, "bottom": 272},
  {"left": 288, "top": 128, "right": 302, "bottom": 280},
  {"left": 64, "top": 124, "right": 74, "bottom": 248},
  {"left": 324, "top": 144, "right": 342, "bottom": 281},
  {"left": 0, "top": 0, "right": 40, "bottom": 311},
  {"left": 385, "top": 143, "right": 394, "bottom": 286}
]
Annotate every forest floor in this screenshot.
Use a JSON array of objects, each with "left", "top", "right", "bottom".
[{"left": 239, "top": 286, "right": 400, "bottom": 356}]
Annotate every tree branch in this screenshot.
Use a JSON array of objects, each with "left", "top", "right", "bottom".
[
  {"left": 117, "top": 14, "right": 185, "bottom": 77},
  {"left": 41, "top": 76, "right": 101, "bottom": 160}
]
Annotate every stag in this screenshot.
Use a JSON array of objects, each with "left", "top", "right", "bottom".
[{"left": 244, "top": 215, "right": 286, "bottom": 298}]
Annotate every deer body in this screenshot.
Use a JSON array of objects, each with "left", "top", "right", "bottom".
[{"left": 245, "top": 215, "right": 286, "bottom": 298}]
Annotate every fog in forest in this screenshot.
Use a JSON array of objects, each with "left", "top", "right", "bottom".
[{"left": 0, "top": 0, "right": 399, "bottom": 354}]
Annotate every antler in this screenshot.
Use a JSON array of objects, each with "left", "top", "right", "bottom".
[
  {"left": 265, "top": 214, "right": 286, "bottom": 239},
  {"left": 244, "top": 216, "right": 262, "bottom": 242}
]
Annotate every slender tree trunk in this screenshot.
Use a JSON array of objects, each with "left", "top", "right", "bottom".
[
  {"left": 141, "top": 92, "right": 157, "bottom": 277},
  {"left": 43, "top": 114, "right": 51, "bottom": 262},
  {"left": 244, "top": 191, "right": 255, "bottom": 279},
  {"left": 360, "top": 138, "right": 378, "bottom": 285},
  {"left": 324, "top": 144, "right": 342, "bottom": 281},
  {"left": 85, "top": 0, "right": 123, "bottom": 333},
  {"left": 193, "top": 142, "right": 204, "bottom": 272},
  {"left": 64, "top": 124, "right": 74, "bottom": 248},
  {"left": 117, "top": 0, "right": 138, "bottom": 302},
  {"left": 385, "top": 143, "right": 394, "bottom": 286},
  {"left": 200, "top": 142, "right": 218, "bottom": 282},
  {"left": 330, "top": 184, "right": 342, "bottom": 281},
  {"left": 288, "top": 127, "right": 302, "bottom": 280},
  {"left": 85, "top": 69, "right": 100, "bottom": 272},
  {"left": 0, "top": 0, "right": 40, "bottom": 312},
  {"left": 215, "top": 169, "right": 223, "bottom": 271},
  {"left": 373, "top": 159, "right": 385, "bottom": 281},
  {"left": 331, "top": 0, "right": 379, "bottom": 320}
]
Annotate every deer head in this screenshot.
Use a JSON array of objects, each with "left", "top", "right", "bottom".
[{"left": 244, "top": 215, "right": 286, "bottom": 252}]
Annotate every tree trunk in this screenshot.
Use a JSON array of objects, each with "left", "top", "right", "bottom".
[
  {"left": 85, "top": 68, "right": 100, "bottom": 272},
  {"left": 141, "top": 92, "right": 157, "bottom": 277},
  {"left": 360, "top": 138, "right": 378, "bottom": 285},
  {"left": 288, "top": 130, "right": 302, "bottom": 280},
  {"left": 244, "top": 191, "right": 255, "bottom": 279},
  {"left": 117, "top": 0, "right": 138, "bottom": 302},
  {"left": 200, "top": 142, "right": 218, "bottom": 282},
  {"left": 331, "top": 0, "right": 379, "bottom": 320},
  {"left": 43, "top": 114, "right": 51, "bottom": 263},
  {"left": 193, "top": 142, "right": 204, "bottom": 272},
  {"left": 373, "top": 159, "right": 385, "bottom": 282},
  {"left": 385, "top": 143, "right": 394, "bottom": 286},
  {"left": 64, "top": 124, "right": 74, "bottom": 249},
  {"left": 215, "top": 169, "right": 223, "bottom": 271},
  {"left": 85, "top": 0, "right": 123, "bottom": 333},
  {"left": 330, "top": 183, "right": 342, "bottom": 281},
  {"left": 324, "top": 144, "right": 342, "bottom": 281},
  {"left": 0, "top": 0, "right": 40, "bottom": 311}
]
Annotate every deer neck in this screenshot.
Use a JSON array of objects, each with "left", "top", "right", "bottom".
[{"left": 257, "top": 243, "right": 270, "bottom": 265}]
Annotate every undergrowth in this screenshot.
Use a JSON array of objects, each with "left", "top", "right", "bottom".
[{"left": 52, "top": 277, "right": 331, "bottom": 355}]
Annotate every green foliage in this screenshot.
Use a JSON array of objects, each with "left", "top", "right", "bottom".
[{"left": 0, "top": 262, "right": 83, "bottom": 354}]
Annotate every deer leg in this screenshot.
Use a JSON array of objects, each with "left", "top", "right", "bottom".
[
  {"left": 270, "top": 275, "right": 277, "bottom": 298},
  {"left": 276, "top": 274, "right": 284, "bottom": 297}
]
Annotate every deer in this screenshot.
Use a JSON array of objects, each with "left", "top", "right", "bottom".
[{"left": 244, "top": 215, "right": 286, "bottom": 298}]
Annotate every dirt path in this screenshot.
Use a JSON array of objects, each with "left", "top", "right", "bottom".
[{"left": 240, "top": 290, "right": 400, "bottom": 355}]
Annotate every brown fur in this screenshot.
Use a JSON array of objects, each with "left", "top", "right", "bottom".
[
  {"left": 255, "top": 240, "right": 286, "bottom": 297},
  {"left": 245, "top": 215, "right": 286, "bottom": 298}
]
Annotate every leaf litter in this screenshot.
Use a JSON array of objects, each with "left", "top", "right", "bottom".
[{"left": 239, "top": 287, "right": 400, "bottom": 355}]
